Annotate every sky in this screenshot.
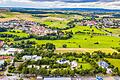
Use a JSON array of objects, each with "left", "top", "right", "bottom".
[{"left": 0, "top": 0, "right": 120, "bottom": 9}]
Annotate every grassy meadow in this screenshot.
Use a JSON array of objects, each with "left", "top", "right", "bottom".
[{"left": 106, "top": 58, "right": 120, "bottom": 70}]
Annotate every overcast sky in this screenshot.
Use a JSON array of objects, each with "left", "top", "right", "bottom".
[{"left": 0, "top": 0, "right": 120, "bottom": 9}]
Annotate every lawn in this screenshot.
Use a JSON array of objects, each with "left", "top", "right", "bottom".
[
  {"left": 78, "top": 63, "right": 93, "bottom": 70},
  {"left": 106, "top": 58, "right": 120, "bottom": 70}
]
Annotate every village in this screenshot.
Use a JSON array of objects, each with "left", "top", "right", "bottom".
[
  {"left": 0, "top": 19, "right": 58, "bottom": 36},
  {"left": 78, "top": 16, "right": 120, "bottom": 28}
]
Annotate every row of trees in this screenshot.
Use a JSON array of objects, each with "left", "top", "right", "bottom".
[
  {"left": 0, "top": 27, "right": 7, "bottom": 32},
  {"left": 30, "top": 31, "right": 73, "bottom": 40},
  {"left": 0, "top": 34, "right": 18, "bottom": 38}
]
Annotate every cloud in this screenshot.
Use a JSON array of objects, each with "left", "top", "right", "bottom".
[
  {"left": 0, "top": 0, "right": 3, "bottom": 3},
  {"left": 0, "top": 0, "right": 120, "bottom": 9},
  {"left": 30, "top": 0, "right": 119, "bottom": 3},
  {"left": 30, "top": 0, "right": 98, "bottom": 3}
]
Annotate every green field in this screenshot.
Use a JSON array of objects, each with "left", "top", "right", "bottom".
[
  {"left": 106, "top": 58, "right": 120, "bottom": 70},
  {"left": 105, "top": 28, "right": 120, "bottom": 35},
  {"left": 77, "top": 58, "right": 92, "bottom": 69},
  {"left": 28, "top": 34, "right": 120, "bottom": 48},
  {"left": 43, "top": 20, "right": 69, "bottom": 29},
  {"left": 0, "top": 30, "right": 29, "bottom": 37},
  {"left": 63, "top": 25, "right": 107, "bottom": 34}
]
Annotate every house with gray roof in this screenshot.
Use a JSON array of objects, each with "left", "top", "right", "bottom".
[{"left": 98, "top": 61, "right": 109, "bottom": 69}]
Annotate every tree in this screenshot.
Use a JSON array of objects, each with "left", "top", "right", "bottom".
[
  {"left": 45, "top": 43, "right": 56, "bottom": 51},
  {"left": 63, "top": 44, "right": 67, "bottom": 48},
  {"left": 39, "top": 68, "right": 48, "bottom": 76},
  {"left": 22, "top": 67, "right": 29, "bottom": 74},
  {"left": 19, "top": 78, "right": 23, "bottom": 80},
  {"left": 29, "top": 67, "right": 36, "bottom": 74},
  {"left": 79, "top": 45, "right": 81, "bottom": 48},
  {"left": 113, "top": 67, "right": 119, "bottom": 74}
]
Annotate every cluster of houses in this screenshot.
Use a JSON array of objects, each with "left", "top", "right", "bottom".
[
  {"left": 0, "top": 40, "right": 23, "bottom": 71},
  {"left": 31, "top": 26, "right": 57, "bottom": 36},
  {"left": 98, "top": 61, "right": 112, "bottom": 74},
  {"left": 0, "top": 8, "right": 9, "bottom": 12},
  {"left": 0, "top": 19, "right": 58, "bottom": 36},
  {"left": 79, "top": 17, "right": 120, "bottom": 28},
  {"left": 0, "top": 56, "right": 14, "bottom": 69},
  {"left": 0, "top": 40, "right": 23, "bottom": 55}
]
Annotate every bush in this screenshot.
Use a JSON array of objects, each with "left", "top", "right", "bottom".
[
  {"left": 94, "top": 42, "right": 99, "bottom": 44},
  {"left": 63, "top": 44, "right": 67, "bottom": 48}
]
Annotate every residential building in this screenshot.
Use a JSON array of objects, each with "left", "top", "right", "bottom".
[
  {"left": 98, "top": 61, "right": 109, "bottom": 69},
  {"left": 0, "top": 40, "right": 4, "bottom": 48},
  {"left": 22, "top": 55, "right": 42, "bottom": 61},
  {"left": 71, "top": 61, "right": 78, "bottom": 68}
]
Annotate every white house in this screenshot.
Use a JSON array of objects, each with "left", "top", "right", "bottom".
[
  {"left": 106, "top": 68, "right": 112, "bottom": 74},
  {"left": 71, "top": 61, "right": 78, "bottom": 68},
  {"left": 0, "top": 60, "right": 4, "bottom": 66},
  {"left": 0, "top": 60, "right": 4, "bottom": 70},
  {"left": 22, "top": 55, "right": 42, "bottom": 61},
  {"left": 22, "top": 55, "right": 32, "bottom": 60},
  {"left": 27, "top": 65, "right": 40, "bottom": 69},
  {"left": 37, "top": 76, "right": 43, "bottom": 80},
  {"left": 6, "top": 48, "right": 23, "bottom": 55},
  {"left": 0, "top": 48, "right": 23, "bottom": 55}
]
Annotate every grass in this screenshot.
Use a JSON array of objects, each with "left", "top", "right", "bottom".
[
  {"left": 78, "top": 63, "right": 93, "bottom": 70},
  {"left": 28, "top": 34, "right": 120, "bottom": 48},
  {"left": 81, "top": 63, "right": 92, "bottom": 70},
  {"left": 105, "top": 28, "right": 120, "bottom": 35},
  {"left": 63, "top": 25, "right": 107, "bottom": 34},
  {"left": 0, "top": 30, "right": 29, "bottom": 37},
  {"left": 43, "top": 20, "right": 69, "bottom": 29},
  {"left": 106, "top": 58, "right": 120, "bottom": 70}
]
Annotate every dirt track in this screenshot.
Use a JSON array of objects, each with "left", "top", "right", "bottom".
[{"left": 55, "top": 48, "right": 118, "bottom": 53}]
